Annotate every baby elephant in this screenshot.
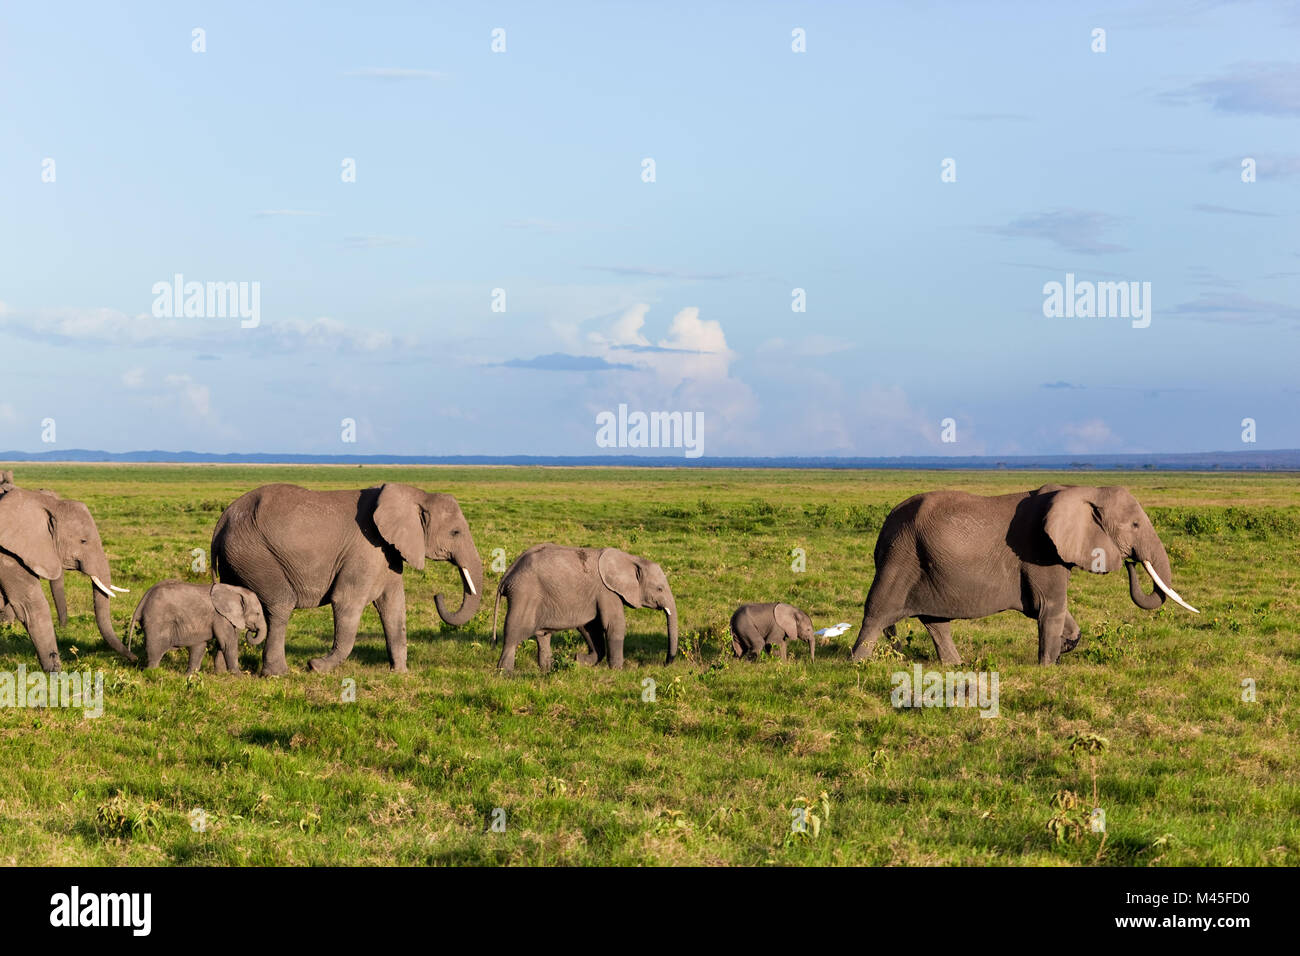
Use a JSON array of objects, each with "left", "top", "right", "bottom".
[
  {"left": 127, "top": 580, "right": 266, "bottom": 673},
  {"left": 730, "top": 603, "right": 815, "bottom": 661}
]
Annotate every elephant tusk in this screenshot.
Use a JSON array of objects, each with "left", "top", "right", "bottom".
[
  {"left": 664, "top": 608, "right": 671, "bottom": 616},
  {"left": 461, "top": 566, "right": 477, "bottom": 596},
  {"left": 1142, "top": 560, "right": 1199, "bottom": 613},
  {"left": 91, "top": 576, "right": 115, "bottom": 599},
  {"left": 110, "top": 584, "right": 130, "bottom": 593}
]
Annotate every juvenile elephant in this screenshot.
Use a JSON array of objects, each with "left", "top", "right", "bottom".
[
  {"left": 849, "top": 484, "right": 1198, "bottom": 666},
  {"left": 212, "top": 483, "right": 483, "bottom": 675},
  {"left": 128, "top": 580, "right": 266, "bottom": 673},
  {"left": 491, "top": 544, "right": 678, "bottom": 672},
  {"left": 730, "top": 603, "right": 815, "bottom": 661},
  {"left": 0, "top": 487, "right": 135, "bottom": 671}
]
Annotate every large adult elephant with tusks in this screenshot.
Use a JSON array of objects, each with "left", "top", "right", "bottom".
[
  {"left": 849, "top": 484, "right": 1199, "bottom": 666},
  {"left": 211, "top": 483, "right": 483, "bottom": 675},
  {"left": 0, "top": 487, "right": 135, "bottom": 671}
]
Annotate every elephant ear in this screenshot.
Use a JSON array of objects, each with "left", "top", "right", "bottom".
[
  {"left": 1044, "top": 486, "right": 1122, "bottom": 573},
  {"left": 373, "top": 484, "right": 427, "bottom": 570},
  {"left": 210, "top": 584, "right": 247, "bottom": 630},
  {"left": 597, "top": 549, "right": 641, "bottom": 606},
  {"left": 773, "top": 603, "right": 800, "bottom": 638},
  {"left": 0, "top": 489, "right": 62, "bottom": 580}
]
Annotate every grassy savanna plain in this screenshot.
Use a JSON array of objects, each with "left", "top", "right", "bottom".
[{"left": 0, "top": 464, "right": 1296, "bottom": 866}]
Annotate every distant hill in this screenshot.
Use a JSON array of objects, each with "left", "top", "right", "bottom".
[{"left": 2, "top": 449, "right": 1298, "bottom": 471}]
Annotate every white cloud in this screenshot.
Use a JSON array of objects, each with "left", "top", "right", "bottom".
[
  {"left": 122, "top": 367, "right": 145, "bottom": 388},
  {"left": 163, "top": 374, "right": 213, "bottom": 419},
  {"left": 0, "top": 305, "right": 401, "bottom": 354},
  {"left": 579, "top": 304, "right": 758, "bottom": 453},
  {"left": 1061, "top": 419, "right": 1116, "bottom": 454},
  {"left": 758, "top": 334, "right": 856, "bottom": 357}
]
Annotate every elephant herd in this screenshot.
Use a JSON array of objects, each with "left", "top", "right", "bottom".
[{"left": 0, "top": 473, "right": 1199, "bottom": 676}]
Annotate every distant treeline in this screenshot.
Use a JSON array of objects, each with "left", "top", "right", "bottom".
[{"left": 1, "top": 449, "right": 1298, "bottom": 471}]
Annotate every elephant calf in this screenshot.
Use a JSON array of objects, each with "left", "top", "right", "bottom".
[
  {"left": 730, "top": 603, "right": 815, "bottom": 661},
  {"left": 491, "top": 543, "right": 678, "bottom": 672},
  {"left": 127, "top": 580, "right": 266, "bottom": 674}
]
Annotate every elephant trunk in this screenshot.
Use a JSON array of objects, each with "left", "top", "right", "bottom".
[
  {"left": 1127, "top": 531, "right": 1172, "bottom": 611},
  {"left": 434, "top": 541, "right": 483, "bottom": 627},
  {"left": 664, "top": 600, "right": 678, "bottom": 664},
  {"left": 92, "top": 582, "right": 136, "bottom": 662}
]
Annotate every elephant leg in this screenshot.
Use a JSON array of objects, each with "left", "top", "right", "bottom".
[
  {"left": 186, "top": 644, "right": 206, "bottom": 674},
  {"left": 730, "top": 635, "right": 744, "bottom": 659},
  {"left": 575, "top": 619, "right": 604, "bottom": 666},
  {"left": 22, "top": 607, "right": 61, "bottom": 673},
  {"left": 1037, "top": 604, "right": 1068, "bottom": 665},
  {"left": 213, "top": 621, "right": 239, "bottom": 673},
  {"left": 604, "top": 612, "right": 627, "bottom": 669},
  {"left": 144, "top": 636, "right": 164, "bottom": 669},
  {"left": 260, "top": 604, "right": 293, "bottom": 677},
  {"left": 374, "top": 584, "right": 408, "bottom": 672},
  {"left": 496, "top": 613, "right": 533, "bottom": 672},
  {"left": 850, "top": 608, "right": 906, "bottom": 662},
  {"left": 919, "top": 616, "right": 961, "bottom": 665},
  {"left": 310, "top": 602, "right": 363, "bottom": 673},
  {"left": 536, "top": 631, "right": 553, "bottom": 673},
  {"left": 1060, "top": 612, "right": 1081, "bottom": 654},
  {"left": 50, "top": 576, "right": 68, "bottom": 628}
]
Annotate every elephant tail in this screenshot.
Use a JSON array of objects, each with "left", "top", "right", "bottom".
[
  {"left": 126, "top": 589, "right": 147, "bottom": 657},
  {"left": 491, "top": 586, "right": 503, "bottom": 645}
]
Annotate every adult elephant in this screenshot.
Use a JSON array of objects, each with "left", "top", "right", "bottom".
[
  {"left": 491, "top": 543, "right": 678, "bottom": 672},
  {"left": 849, "top": 484, "right": 1198, "bottom": 666},
  {"left": 211, "top": 483, "right": 483, "bottom": 675},
  {"left": 0, "top": 487, "right": 135, "bottom": 671},
  {"left": 0, "top": 476, "right": 70, "bottom": 627}
]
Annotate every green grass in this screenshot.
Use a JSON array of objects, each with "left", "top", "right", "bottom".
[{"left": 1, "top": 464, "right": 1297, "bottom": 865}]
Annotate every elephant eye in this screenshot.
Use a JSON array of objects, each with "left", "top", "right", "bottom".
[{"left": 1132, "top": 522, "right": 1139, "bottom": 528}]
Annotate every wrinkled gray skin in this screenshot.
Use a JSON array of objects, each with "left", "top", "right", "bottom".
[
  {"left": 850, "top": 484, "right": 1193, "bottom": 666},
  {"left": 0, "top": 486, "right": 135, "bottom": 671},
  {"left": 730, "top": 602, "right": 815, "bottom": 661},
  {"left": 492, "top": 543, "right": 678, "bottom": 672},
  {"left": 128, "top": 580, "right": 267, "bottom": 673},
  {"left": 0, "top": 474, "right": 69, "bottom": 627},
  {"left": 211, "top": 483, "right": 483, "bottom": 676}
]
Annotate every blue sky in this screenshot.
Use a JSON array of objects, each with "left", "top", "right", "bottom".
[{"left": 1, "top": 0, "right": 1296, "bottom": 457}]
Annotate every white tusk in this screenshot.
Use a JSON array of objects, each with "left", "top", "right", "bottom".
[
  {"left": 461, "top": 566, "right": 477, "bottom": 596},
  {"left": 665, "top": 608, "right": 672, "bottom": 616},
  {"left": 1142, "top": 560, "right": 1199, "bottom": 613},
  {"left": 91, "top": 576, "right": 115, "bottom": 599},
  {"left": 110, "top": 585, "right": 130, "bottom": 593}
]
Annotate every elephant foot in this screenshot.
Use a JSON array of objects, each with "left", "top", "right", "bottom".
[
  {"left": 388, "top": 662, "right": 408, "bottom": 673},
  {"left": 575, "top": 652, "right": 598, "bottom": 666},
  {"left": 260, "top": 660, "right": 291, "bottom": 677},
  {"left": 307, "top": 656, "right": 339, "bottom": 673}
]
